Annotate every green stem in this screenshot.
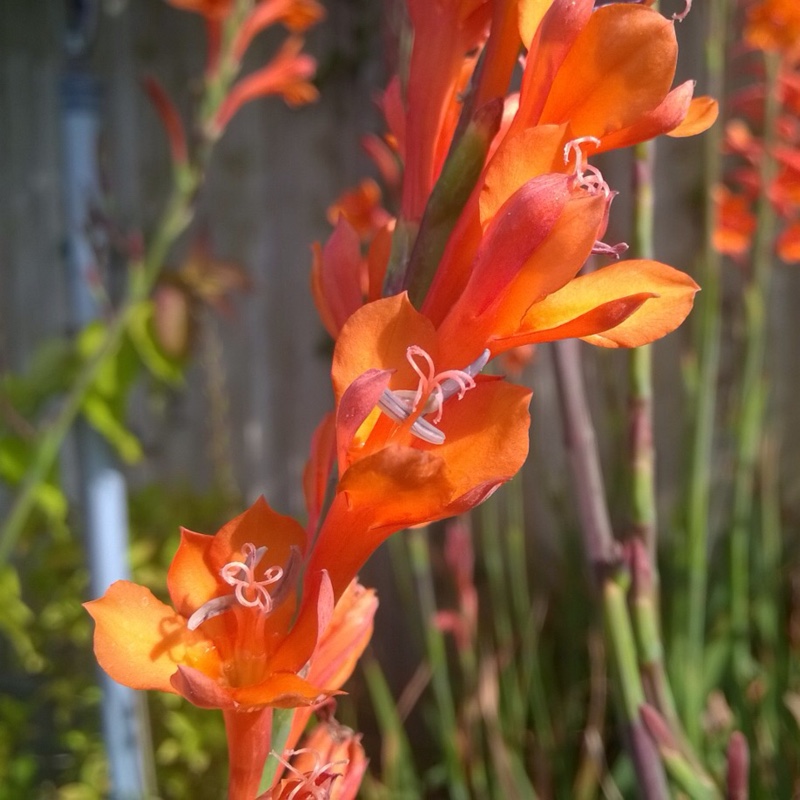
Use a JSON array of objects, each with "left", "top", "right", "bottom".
[
  {"left": 552, "top": 340, "right": 668, "bottom": 799},
  {"left": 729, "top": 51, "right": 780, "bottom": 687},
  {"left": 629, "top": 137, "right": 657, "bottom": 558},
  {"left": 681, "top": 0, "right": 730, "bottom": 742},
  {"left": 408, "top": 529, "right": 469, "bottom": 800}
]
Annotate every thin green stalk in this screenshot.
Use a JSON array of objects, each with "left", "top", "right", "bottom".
[
  {"left": 681, "top": 0, "right": 730, "bottom": 743},
  {"left": 630, "top": 137, "right": 657, "bottom": 559},
  {"left": 0, "top": 1, "right": 252, "bottom": 560},
  {"left": 504, "top": 477, "right": 555, "bottom": 760},
  {"left": 552, "top": 339, "right": 668, "bottom": 799},
  {"left": 407, "top": 529, "right": 469, "bottom": 800},
  {"left": 729, "top": 51, "right": 780, "bottom": 688}
]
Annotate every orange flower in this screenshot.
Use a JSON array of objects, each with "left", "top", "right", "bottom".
[
  {"left": 262, "top": 582, "right": 376, "bottom": 798},
  {"left": 713, "top": 186, "right": 757, "bottom": 260},
  {"left": 312, "top": 1, "right": 713, "bottom": 341},
  {"left": 327, "top": 179, "right": 393, "bottom": 241},
  {"left": 214, "top": 36, "right": 319, "bottom": 133},
  {"left": 305, "top": 293, "right": 532, "bottom": 599},
  {"left": 86, "top": 500, "right": 379, "bottom": 798},
  {"left": 86, "top": 499, "right": 343, "bottom": 798},
  {"left": 260, "top": 722, "right": 367, "bottom": 800},
  {"left": 428, "top": 168, "right": 699, "bottom": 358},
  {"left": 745, "top": 0, "right": 800, "bottom": 60}
]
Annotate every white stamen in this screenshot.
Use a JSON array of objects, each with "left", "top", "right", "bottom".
[{"left": 374, "top": 348, "right": 490, "bottom": 444}]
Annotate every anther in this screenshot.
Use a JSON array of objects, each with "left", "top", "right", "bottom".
[
  {"left": 186, "top": 543, "right": 288, "bottom": 630},
  {"left": 375, "top": 348, "right": 490, "bottom": 445}
]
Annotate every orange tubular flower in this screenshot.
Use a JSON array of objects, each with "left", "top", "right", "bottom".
[
  {"left": 312, "top": 0, "right": 714, "bottom": 346},
  {"left": 85, "top": 499, "right": 352, "bottom": 798},
  {"left": 305, "top": 293, "right": 532, "bottom": 600}
]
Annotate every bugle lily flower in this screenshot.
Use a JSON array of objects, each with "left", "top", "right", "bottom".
[
  {"left": 85, "top": 498, "right": 357, "bottom": 798},
  {"left": 304, "top": 292, "right": 532, "bottom": 599}
]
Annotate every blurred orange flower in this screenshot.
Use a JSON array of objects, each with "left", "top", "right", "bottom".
[
  {"left": 260, "top": 722, "right": 367, "bottom": 800},
  {"left": 745, "top": 0, "right": 800, "bottom": 60}
]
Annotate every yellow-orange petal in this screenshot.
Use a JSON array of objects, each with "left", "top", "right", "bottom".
[
  {"left": 208, "top": 496, "right": 307, "bottom": 575},
  {"left": 167, "top": 528, "right": 218, "bottom": 619},
  {"left": 332, "top": 293, "right": 439, "bottom": 401},
  {"left": 524, "top": 260, "right": 699, "bottom": 348},
  {"left": 539, "top": 5, "right": 677, "bottom": 138},
  {"left": 232, "top": 671, "right": 332, "bottom": 708},
  {"left": 518, "top": 0, "right": 558, "bottom": 47},
  {"left": 667, "top": 95, "right": 719, "bottom": 138},
  {"left": 307, "top": 580, "right": 378, "bottom": 691},
  {"left": 479, "top": 124, "right": 568, "bottom": 224},
  {"left": 85, "top": 581, "right": 195, "bottom": 693}
]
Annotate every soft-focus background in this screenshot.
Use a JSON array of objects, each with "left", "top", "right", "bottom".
[{"left": 3, "top": 0, "right": 800, "bottom": 797}]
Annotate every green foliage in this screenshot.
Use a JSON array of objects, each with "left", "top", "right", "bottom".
[{"left": 0, "top": 483, "right": 235, "bottom": 798}]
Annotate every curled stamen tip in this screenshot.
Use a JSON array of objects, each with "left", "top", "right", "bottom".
[
  {"left": 563, "top": 136, "right": 601, "bottom": 164},
  {"left": 673, "top": 0, "right": 692, "bottom": 21}
]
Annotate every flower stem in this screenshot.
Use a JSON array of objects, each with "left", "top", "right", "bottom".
[
  {"left": 729, "top": 50, "right": 780, "bottom": 689},
  {"left": 680, "top": 0, "right": 730, "bottom": 742},
  {"left": 552, "top": 339, "right": 668, "bottom": 799},
  {"left": 629, "top": 138, "right": 657, "bottom": 558},
  {"left": 408, "top": 528, "right": 470, "bottom": 800}
]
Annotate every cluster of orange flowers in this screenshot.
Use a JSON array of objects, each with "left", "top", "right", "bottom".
[
  {"left": 713, "top": 0, "right": 800, "bottom": 264},
  {"left": 86, "top": 0, "right": 716, "bottom": 797}
]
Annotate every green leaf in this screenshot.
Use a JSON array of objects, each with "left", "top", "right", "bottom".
[
  {"left": 81, "top": 394, "right": 142, "bottom": 463},
  {"left": 0, "top": 435, "right": 68, "bottom": 522},
  {"left": 0, "top": 564, "right": 45, "bottom": 672}
]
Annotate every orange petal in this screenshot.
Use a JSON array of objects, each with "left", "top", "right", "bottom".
[
  {"left": 431, "top": 379, "right": 531, "bottom": 497},
  {"left": 667, "top": 95, "right": 719, "bottom": 138},
  {"left": 460, "top": 173, "right": 575, "bottom": 316},
  {"left": 440, "top": 179, "right": 606, "bottom": 360},
  {"left": 167, "top": 528, "right": 218, "bottom": 619},
  {"left": 208, "top": 496, "right": 307, "bottom": 574},
  {"left": 335, "top": 369, "right": 393, "bottom": 469},
  {"left": 307, "top": 580, "right": 378, "bottom": 691},
  {"left": 303, "top": 412, "right": 337, "bottom": 535},
  {"left": 172, "top": 665, "right": 236, "bottom": 709},
  {"left": 231, "top": 671, "right": 331, "bottom": 708},
  {"left": 332, "top": 293, "right": 438, "bottom": 401},
  {"left": 516, "top": 0, "right": 593, "bottom": 128},
  {"left": 513, "top": 260, "right": 699, "bottom": 349},
  {"left": 85, "top": 581, "right": 194, "bottom": 693},
  {"left": 539, "top": 5, "right": 677, "bottom": 138},
  {"left": 778, "top": 220, "right": 800, "bottom": 263},
  {"left": 479, "top": 124, "right": 569, "bottom": 223},
  {"left": 596, "top": 81, "right": 695, "bottom": 153},
  {"left": 268, "top": 568, "right": 334, "bottom": 675},
  {"left": 312, "top": 217, "right": 366, "bottom": 338}
]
